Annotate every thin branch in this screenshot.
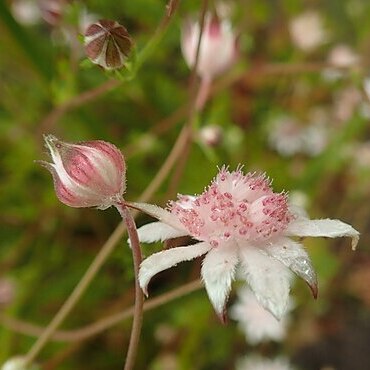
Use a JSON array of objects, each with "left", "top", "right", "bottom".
[
  {"left": 38, "top": 79, "right": 120, "bottom": 135},
  {"left": 23, "top": 222, "right": 126, "bottom": 366},
  {"left": 0, "top": 280, "right": 203, "bottom": 342}
]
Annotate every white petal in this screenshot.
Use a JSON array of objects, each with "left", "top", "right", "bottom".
[
  {"left": 201, "top": 242, "right": 239, "bottom": 321},
  {"left": 286, "top": 218, "right": 359, "bottom": 250},
  {"left": 126, "top": 201, "right": 186, "bottom": 231},
  {"left": 137, "top": 222, "right": 188, "bottom": 244},
  {"left": 239, "top": 245, "right": 292, "bottom": 319},
  {"left": 139, "top": 242, "right": 211, "bottom": 295},
  {"left": 263, "top": 237, "right": 317, "bottom": 298}
]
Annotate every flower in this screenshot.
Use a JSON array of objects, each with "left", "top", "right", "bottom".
[
  {"left": 199, "top": 124, "right": 224, "bottom": 147},
  {"left": 84, "top": 19, "right": 132, "bottom": 70},
  {"left": 289, "top": 11, "right": 327, "bottom": 52},
  {"left": 181, "top": 12, "right": 237, "bottom": 80},
  {"left": 236, "top": 355, "right": 295, "bottom": 370},
  {"left": 38, "top": 0, "right": 66, "bottom": 26},
  {"left": 130, "top": 166, "right": 359, "bottom": 320},
  {"left": 268, "top": 115, "right": 328, "bottom": 157},
  {"left": 38, "top": 135, "right": 126, "bottom": 209},
  {"left": 230, "top": 286, "right": 292, "bottom": 344},
  {"left": 11, "top": 0, "right": 41, "bottom": 26}
]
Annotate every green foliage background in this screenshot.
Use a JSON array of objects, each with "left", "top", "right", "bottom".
[{"left": 1, "top": 0, "right": 370, "bottom": 369}]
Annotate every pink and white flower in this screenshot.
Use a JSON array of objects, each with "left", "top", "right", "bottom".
[
  {"left": 38, "top": 135, "right": 126, "bottom": 209},
  {"left": 130, "top": 166, "right": 359, "bottom": 320},
  {"left": 181, "top": 13, "right": 237, "bottom": 81},
  {"left": 230, "top": 286, "right": 291, "bottom": 344}
]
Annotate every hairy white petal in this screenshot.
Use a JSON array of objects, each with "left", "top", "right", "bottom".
[
  {"left": 201, "top": 243, "right": 239, "bottom": 319},
  {"left": 239, "top": 245, "right": 292, "bottom": 319},
  {"left": 139, "top": 242, "right": 211, "bottom": 294},
  {"left": 262, "top": 237, "right": 317, "bottom": 297},
  {"left": 286, "top": 218, "right": 359, "bottom": 250},
  {"left": 126, "top": 202, "right": 186, "bottom": 231},
  {"left": 137, "top": 222, "right": 188, "bottom": 243}
]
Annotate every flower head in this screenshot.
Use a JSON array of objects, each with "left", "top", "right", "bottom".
[
  {"left": 84, "top": 19, "right": 132, "bottom": 70},
  {"left": 181, "top": 13, "right": 237, "bottom": 80},
  {"left": 230, "top": 286, "right": 291, "bottom": 344},
  {"left": 131, "top": 166, "right": 359, "bottom": 321},
  {"left": 38, "top": 135, "right": 126, "bottom": 209}
]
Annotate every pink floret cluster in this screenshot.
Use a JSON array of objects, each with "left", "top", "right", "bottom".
[{"left": 169, "top": 166, "right": 294, "bottom": 247}]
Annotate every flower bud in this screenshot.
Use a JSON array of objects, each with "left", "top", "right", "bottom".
[
  {"left": 39, "top": 135, "right": 126, "bottom": 209},
  {"left": 84, "top": 19, "right": 132, "bottom": 70},
  {"left": 181, "top": 13, "right": 237, "bottom": 80}
]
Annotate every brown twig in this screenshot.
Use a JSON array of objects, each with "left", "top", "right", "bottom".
[
  {"left": 114, "top": 203, "right": 144, "bottom": 370},
  {"left": 0, "top": 280, "right": 203, "bottom": 342}
]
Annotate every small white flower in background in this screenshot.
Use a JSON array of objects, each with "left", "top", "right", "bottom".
[
  {"left": 268, "top": 116, "right": 305, "bottom": 157},
  {"left": 236, "top": 355, "right": 295, "bottom": 370},
  {"left": 268, "top": 115, "right": 328, "bottom": 157},
  {"left": 289, "top": 11, "right": 327, "bottom": 52},
  {"left": 301, "top": 122, "right": 328, "bottom": 157},
  {"left": 130, "top": 166, "right": 359, "bottom": 321},
  {"left": 230, "top": 286, "right": 292, "bottom": 344},
  {"left": 328, "top": 44, "right": 359, "bottom": 68},
  {"left": 349, "top": 142, "right": 370, "bottom": 168},
  {"left": 323, "top": 44, "right": 360, "bottom": 81},
  {"left": 199, "top": 124, "right": 224, "bottom": 147},
  {"left": 333, "top": 87, "right": 362, "bottom": 123},
  {"left": 1, "top": 357, "right": 38, "bottom": 370},
  {"left": 181, "top": 12, "right": 237, "bottom": 81},
  {"left": 11, "top": 0, "right": 41, "bottom": 26},
  {"left": 38, "top": 135, "right": 126, "bottom": 209}
]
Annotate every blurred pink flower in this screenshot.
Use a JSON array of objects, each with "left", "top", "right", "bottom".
[
  {"left": 230, "top": 286, "right": 292, "bottom": 344},
  {"left": 39, "top": 135, "right": 126, "bottom": 209},
  {"left": 130, "top": 166, "right": 359, "bottom": 320},
  {"left": 38, "top": 0, "right": 66, "bottom": 26},
  {"left": 181, "top": 13, "right": 237, "bottom": 81}
]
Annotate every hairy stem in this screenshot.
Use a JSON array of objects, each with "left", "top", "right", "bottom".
[{"left": 114, "top": 203, "right": 144, "bottom": 370}]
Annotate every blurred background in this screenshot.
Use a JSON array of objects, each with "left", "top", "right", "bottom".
[{"left": 1, "top": 0, "right": 370, "bottom": 369}]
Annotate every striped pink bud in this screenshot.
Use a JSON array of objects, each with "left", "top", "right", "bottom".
[
  {"left": 84, "top": 19, "right": 132, "bottom": 70},
  {"left": 39, "top": 135, "right": 126, "bottom": 209}
]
